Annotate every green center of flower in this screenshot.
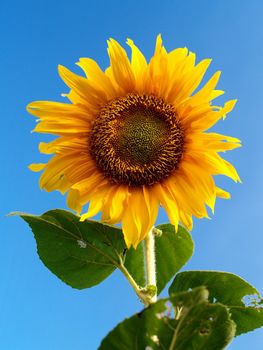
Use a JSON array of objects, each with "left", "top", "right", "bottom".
[
  {"left": 90, "top": 94, "right": 184, "bottom": 186},
  {"left": 114, "top": 109, "right": 169, "bottom": 166}
]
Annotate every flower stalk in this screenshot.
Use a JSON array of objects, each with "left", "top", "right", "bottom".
[{"left": 144, "top": 227, "right": 157, "bottom": 303}]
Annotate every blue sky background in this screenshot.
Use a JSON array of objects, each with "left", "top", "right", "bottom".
[{"left": 1, "top": 0, "right": 262, "bottom": 349}]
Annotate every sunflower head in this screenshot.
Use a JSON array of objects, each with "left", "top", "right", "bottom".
[
  {"left": 90, "top": 93, "right": 184, "bottom": 186},
  {"left": 27, "top": 35, "right": 241, "bottom": 248}
]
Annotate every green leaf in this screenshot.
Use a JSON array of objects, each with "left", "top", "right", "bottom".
[
  {"left": 170, "top": 301, "right": 235, "bottom": 350},
  {"left": 124, "top": 244, "right": 145, "bottom": 287},
  {"left": 169, "top": 271, "right": 259, "bottom": 305},
  {"left": 230, "top": 307, "right": 263, "bottom": 336},
  {"left": 19, "top": 209, "right": 126, "bottom": 289},
  {"left": 100, "top": 297, "right": 175, "bottom": 350},
  {"left": 169, "top": 271, "right": 263, "bottom": 336},
  {"left": 99, "top": 287, "right": 235, "bottom": 350},
  {"left": 155, "top": 223, "right": 194, "bottom": 294}
]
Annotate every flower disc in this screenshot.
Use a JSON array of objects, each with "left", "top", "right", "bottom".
[{"left": 90, "top": 94, "right": 184, "bottom": 186}]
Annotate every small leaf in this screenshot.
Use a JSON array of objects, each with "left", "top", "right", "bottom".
[
  {"left": 169, "top": 271, "right": 263, "bottom": 335},
  {"left": 155, "top": 223, "right": 194, "bottom": 294},
  {"left": 19, "top": 209, "right": 126, "bottom": 289},
  {"left": 99, "top": 287, "right": 235, "bottom": 350}
]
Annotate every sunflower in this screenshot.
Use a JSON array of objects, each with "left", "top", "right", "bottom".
[{"left": 27, "top": 35, "right": 241, "bottom": 248}]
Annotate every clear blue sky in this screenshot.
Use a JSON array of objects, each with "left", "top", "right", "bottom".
[{"left": 1, "top": 0, "right": 262, "bottom": 349}]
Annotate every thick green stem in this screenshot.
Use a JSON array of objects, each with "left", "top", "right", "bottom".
[{"left": 144, "top": 227, "right": 157, "bottom": 303}]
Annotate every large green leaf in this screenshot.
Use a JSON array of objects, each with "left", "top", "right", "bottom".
[
  {"left": 99, "top": 287, "right": 235, "bottom": 350},
  {"left": 19, "top": 209, "right": 126, "bottom": 289},
  {"left": 124, "top": 224, "right": 194, "bottom": 293},
  {"left": 169, "top": 271, "right": 263, "bottom": 335},
  {"left": 19, "top": 208, "right": 194, "bottom": 295}
]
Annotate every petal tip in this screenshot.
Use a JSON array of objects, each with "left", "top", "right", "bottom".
[{"left": 28, "top": 163, "right": 46, "bottom": 172}]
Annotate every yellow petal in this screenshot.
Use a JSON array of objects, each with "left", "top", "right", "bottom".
[
  {"left": 126, "top": 39, "right": 147, "bottom": 92},
  {"left": 27, "top": 101, "right": 92, "bottom": 136},
  {"left": 77, "top": 58, "right": 117, "bottom": 99},
  {"left": 122, "top": 188, "right": 151, "bottom": 248},
  {"left": 216, "top": 187, "right": 231, "bottom": 199},
  {"left": 173, "top": 58, "right": 212, "bottom": 104},
  {"left": 33, "top": 121, "right": 90, "bottom": 136},
  {"left": 71, "top": 173, "right": 107, "bottom": 205},
  {"left": 154, "top": 34, "right": 165, "bottom": 54},
  {"left": 146, "top": 34, "right": 169, "bottom": 96},
  {"left": 211, "top": 89, "right": 225, "bottom": 100},
  {"left": 66, "top": 189, "right": 82, "bottom": 214},
  {"left": 122, "top": 192, "right": 141, "bottom": 248},
  {"left": 167, "top": 47, "right": 188, "bottom": 74},
  {"left": 107, "top": 39, "right": 136, "bottom": 92},
  {"left": 122, "top": 209, "right": 140, "bottom": 249},
  {"left": 28, "top": 163, "right": 46, "bottom": 172},
  {"left": 152, "top": 183, "right": 179, "bottom": 229},
  {"left": 221, "top": 99, "right": 237, "bottom": 120},
  {"left": 27, "top": 101, "right": 89, "bottom": 120},
  {"left": 181, "top": 99, "right": 237, "bottom": 132},
  {"left": 38, "top": 137, "right": 87, "bottom": 155},
  {"left": 80, "top": 199, "right": 102, "bottom": 221},
  {"left": 39, "top": 152, "right": 91, "bottom": 193},
  {"left": 190, "top": 71, "right": 221, "bottom": 105},
  {"left": 106, "top": 185, "right": 129, "bottom": 224},
  {"left": 187, "top": 152, "right": 241, "bottom": 183},
  {"left": 180, "top": 164, "right": 216, "bottom": 213},
  {"left": 80, "top": 185, "right": 111, "bottom": 221},
  {"left": 179, "top": 211, "right": 193, "bottom": 231},
  {"left": 165, "top": 174, "right": 209, "bottom": 219},
  {"left": 185, "top": 132, "right": 241, "bottom": 154},
  {"left": 58, "top": 65, "right": 107, "bottom": 107},
  {"left": 143, "top": 186, "right": 159, "bottom": 234}
]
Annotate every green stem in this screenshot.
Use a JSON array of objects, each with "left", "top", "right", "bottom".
[
  {"left": 168, "top": 314, "right": 184, "bottom": 350},
  {"left": 144, "top": 227, "right": 157, "bottom": 303},
  {"left": 118, "top": 261, "right": 150, "bottom": 306}
]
